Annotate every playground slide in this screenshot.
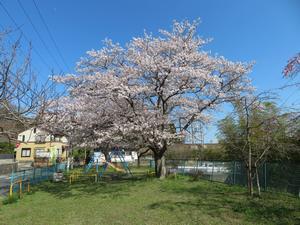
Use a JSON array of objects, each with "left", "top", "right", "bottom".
[{"left": 107, "top": 162, "right": 125, "bottom": 172}]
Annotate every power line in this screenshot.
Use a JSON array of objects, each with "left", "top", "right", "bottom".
[
  {"left": 16, "top": 0, "right": 64, "bottom": 72},
  {"left": 0, "top": 23, "right": 57, "bottom": 99},
  {"left": 0, "top": 22, "right": 45, "bottom": 76},
  {"left": 0, "top": 1, "right": 52, "bottom": 71},
  {"left": 0, "top": 26, "right": 68, "bottom": 103},
  {"left": 0, "top": 1, "right": 67, "bottom": 101},
  {"left": 2, "top": 27, "right": 69, "bottom": 111},
  {"left": 279, "top": 89, "right": 299, "bottom": 110},
  {"left": 32, "top": 0, "right": 71, "bottom": 72}
]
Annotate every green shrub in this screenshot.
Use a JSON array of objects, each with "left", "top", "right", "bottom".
[
  {"left": 190, "top": 170, "right": 204, "bottom": 181},
  {"left": 0, "top": 142, "right": 15, "bottom": 154}
]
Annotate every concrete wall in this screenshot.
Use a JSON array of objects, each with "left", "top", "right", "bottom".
[
  {"left": 0, "top": 154, "right": 14, "bottom": 159},
  {"left": 0, "top": 162, "right": 17, "bottom": 175},
  {"left": 0, "top": 159, "right": 14, "bottom": 164}
]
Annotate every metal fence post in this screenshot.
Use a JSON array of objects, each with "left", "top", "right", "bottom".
[
  {"left": 233, "top": 161, "right": 236, "bottom": 185},
  {"left": 46, "top": 164, "right": 48, "bottom": 179},
  {"left": 211, "top": 161, "right": 214, "bottom": 181},
  {"left": 264, "top": 162, "right": 267, "bottom": 191},
  {"left": 33, "top": 167, "right": 36, "bottom": 184}
]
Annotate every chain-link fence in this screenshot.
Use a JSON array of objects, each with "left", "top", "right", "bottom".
[
  {"left": 0, "top": 163, "right": 67, "bottom": 197},
  {"left": 156, "top": 160, "right": 300, "bottom": 196}
]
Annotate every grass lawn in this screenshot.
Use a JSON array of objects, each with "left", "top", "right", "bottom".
[{"left": 0, "top": 168, "right": 299, "bottom": 225}]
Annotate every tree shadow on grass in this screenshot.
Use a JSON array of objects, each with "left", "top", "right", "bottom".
[
  {"left": 147, "top": 198, "right": 299, "bottom": 224},
  {"left": 148, "top": 180, "right": 300, "bottom": 224},
  {"left": 31, "top": 172, "right": 152, "bottom": 200}
]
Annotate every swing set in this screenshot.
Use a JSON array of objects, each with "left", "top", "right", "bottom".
[{"left": 82, "top": 147, "right": 132, "bottom": 180}]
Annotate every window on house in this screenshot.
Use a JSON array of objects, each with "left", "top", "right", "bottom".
[
  {"left": 21, "top": 148, "right": 31, "bottom": 157},
  {"left": 35, "top": 135, "right": 46, "bottom": 143},
  {"left": 22, "top": 135, "right": 25, "bottom": 142},
  {"left": 35, "top": 148, "right": 49, "bottom": 158},
  {"left": 52, "top": 135, "right": 61, "bottom": 142}
]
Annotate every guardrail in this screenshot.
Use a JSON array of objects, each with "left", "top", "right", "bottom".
[
  {"left": 0, "top": 163, "right": 67, "bottom": 198},
  {"left": 69, "top": 172, "right": 98, "bottom": 184},
  {"left": 9, "top": 178, "right": 31, "bottom": 198}
]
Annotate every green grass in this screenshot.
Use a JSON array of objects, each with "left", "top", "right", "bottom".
[{"left": 0, "top": 168, "right": 299, "bottom": 225}]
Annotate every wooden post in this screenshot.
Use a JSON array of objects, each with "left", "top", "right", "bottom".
[
  {"left": 27, "top": 180, "right": 30, "bottom": 192},
  {"left": 9, "top": 184, "right": 13, "bottom": 197},
  {"left": 19, "top": 180, "right": 22, "bottom": 198}
]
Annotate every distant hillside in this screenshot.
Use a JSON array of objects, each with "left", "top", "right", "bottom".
[
  {"left": 0, "top": 117, "right": 26, "bottom": 143},
  {"left": 0, "top": 105, "right": 29, "bottom": 143}
]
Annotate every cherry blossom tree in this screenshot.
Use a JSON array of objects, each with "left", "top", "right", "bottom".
[
  {"left": 283, "top": 53, "right": 300, "bottom": 77},
  {"left": 45, "top": 20, "right": 253, "bottom": 178}
]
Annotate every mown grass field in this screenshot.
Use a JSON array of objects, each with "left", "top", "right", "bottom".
[{"left": 0, "top": 168, "right": 299, "bottom": 225}]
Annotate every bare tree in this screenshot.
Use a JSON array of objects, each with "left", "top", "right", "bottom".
[{"left": 0, "top": 30, "right": 53, "bottom": 142}]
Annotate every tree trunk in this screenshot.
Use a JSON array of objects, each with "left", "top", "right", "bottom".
[
  {"left": 160, "top": 156, "right": 166, "bottom": 179},
  {"left": 247, "top": 142, "right": 254, "bottom": 196},
  {"left": 137, "top": 148, "right": 150, "bottom": 168},
  {"left": 247, "top": 166, "right": 253, "bottom": 196},
  {"left": 244, "top": 97, "right": 253, "bottom": 197},
  {"left": 154, "top": 153, "right": 166, "bottom": 179},
  {"left": 84, "top": 148, "right": 87, "bottom": 165},
  {"left": 246, "top": 165, "right": 252, "bottom": 196},
  {"left": 255, "top": 164, "right": 261, "bottom": 197},
  {"left": 137, "top": 156, "right": 141, "bottom": 167},
  {"left": 103, "top": 150, "right": 110, "bottom": 161}
]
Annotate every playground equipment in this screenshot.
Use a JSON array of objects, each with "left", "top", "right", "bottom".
[
  {"left": 85, "top": 147, "right": 132, "bottom": 178},
  {"left": 69, "top": 172, "right": 98, "bottom": 184}
]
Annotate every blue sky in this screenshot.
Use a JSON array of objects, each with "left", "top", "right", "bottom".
[{"left": 1, "top": 0, "right": 299, "bottom": 143}]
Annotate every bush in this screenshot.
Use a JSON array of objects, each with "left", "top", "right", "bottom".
[
  {"left": 167, "top": 173, "right": 178, "bottom": 179},
  {"left": 0, "top": 142, "right": 15, "bottom": 154},
  {"left": 190, "top": 170, "right": 204, "bottom": 181}
]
